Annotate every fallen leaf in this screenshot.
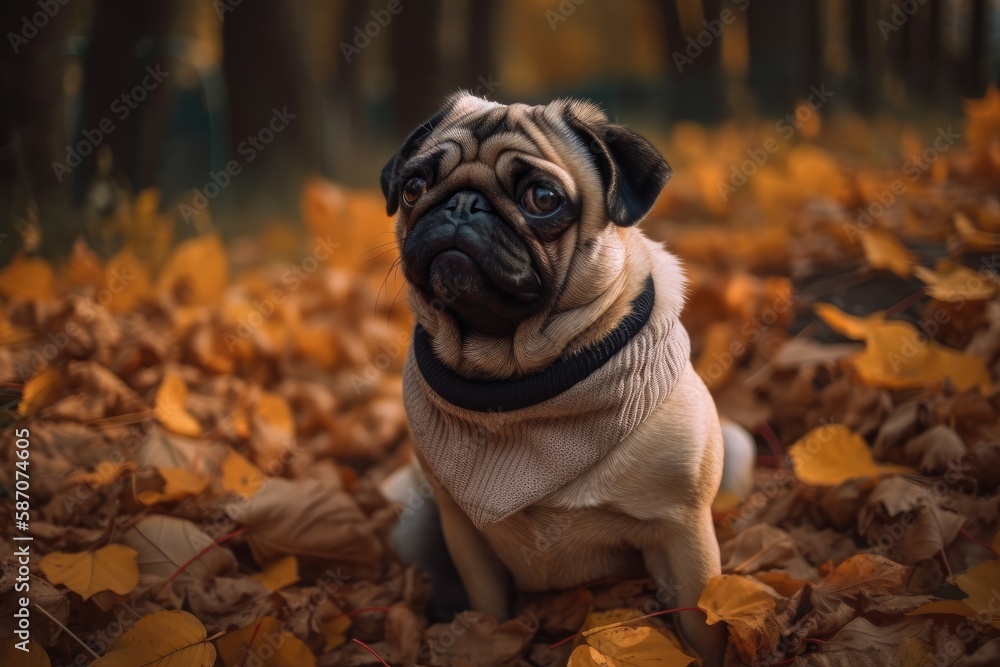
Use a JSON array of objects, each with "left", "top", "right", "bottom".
[
  {"left": 0, "top": 253, "right": 55, "bottom": 301},
  {"left": 698, "top": 574, "right": 781, "bottom": 662},
  {"left": 216, "top": 616, "right": 316, "bottom": 667},
  {"left": 250, "top": 555, "right": 299, "bottom": 592},
  {"left": 0, "top": 638, "right": 51, "bottom": 666},
  {"left": 568, "top": 619, "right": 696, "bottom": 666},
  {"left": 789, "top": 424, "right": 914, "bottom": 486},
  {"left": 814, "top": 304, "right": 885, "bottom": 340},
  {"left": 221, "top": 448, "right": 266, "bottom": 498},
  {"left": 157, "top": 233, "right": 228, "bottom": 306},
  {"left": 915, "top": 262, "right": 996, "bottom": 301},
  {"left": 92, "top": 610, "right": 216, "bottom": 667},
  {"left": 137, "top": 467, "right": 211, "bottom": 505},
  {"left": 68, "top": 460, "right": 137, "bottom": 488},
  {"left": 18, "top": 366, "right": 64, "bottom": 416},
  {"left": 119, "top": 515, "right": 237, "bottom": 582},
  {"left": 322, "top": 615, "right": 351, "bottom": 652},
  {"left": 154, "top": 370, "right": 203, "bottom": 437},
  {"left": 861, "top": 229, "right": 916, "bottom": 278},
  {"left": 955, "top": 559, "right": 1000, "bottom": 629},
  {"left": 39, "top": 544, "right": 139, "bottom": 600}
]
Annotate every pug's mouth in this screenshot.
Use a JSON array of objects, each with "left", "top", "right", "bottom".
[{"left": 402, "top": 191, "right": 543, "bottom": 336}]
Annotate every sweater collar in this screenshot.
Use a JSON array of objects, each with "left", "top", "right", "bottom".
[{"left": 412, "top": 276, "right": 655, "bottom": 413}]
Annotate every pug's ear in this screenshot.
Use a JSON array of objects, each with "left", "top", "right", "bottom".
[
  {"left": 564, "top": 107, "right": 672, "bottom": 227},
  {"left": 380, "top": 107, "right": 449, "bottom": 216}
]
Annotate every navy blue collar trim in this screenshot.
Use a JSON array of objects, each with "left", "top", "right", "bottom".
[{"left": 413, "top": 276, "right": 655, "bottom": 412}]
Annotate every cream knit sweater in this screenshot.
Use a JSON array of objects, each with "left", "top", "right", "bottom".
[{"left": 403, "top": 271, "right": 691, "bottom": 530}]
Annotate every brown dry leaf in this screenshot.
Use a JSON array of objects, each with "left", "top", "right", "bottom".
[
  {"left": 256, "top": 391, "right": 295, "bottom": 437},
  {"left": 39, "top": 544, "right": 139, "bottom": 600},
  {"left": 425, "top": 611, "right": 537, "bottom": 667},
  {"left": 914, "top": 262, "right": 997, "bottom": 301},
  {"left": 137, "top": 467, "right": 211, "bottom": 505},
  {"left": 568, "top": 619, "right": 695, "bottom": 667},
  {"left": 230, "top": 478, "right": 385, "bottom": 579},
  {"left": 0, "top": 253, "right": 56, "bottom": 301},
  {"left": 250, "top": 555, "right": 299, "bottom": 592},
  {"left": 155, "top": 370, "right": 203, "bottom": 437},
  {"left": 216, "top": 616, "right": 316, "bottom": 667},
  {"left": 698, "top": 574, "right": 782, "bottom": 662},
  {"left": 221, "top": 447, "right": 266, "bottom": 498},
  {"left": 693, "top": 321, "right": 738, "bottom": 390},
  {"left": 909, "top": 598, "right": 981, "bottom": 618},
  {"left": 91, "top": 610, "right": 216, "bottom": 667},
  {"left": 861, "top": 228, "right": 916, "bottom": 278},
  {"left": 119, "top": 515, "right": 237, "bottom": 581},
  {"left": 817, "top": 554, "right": 910, "bottom": 596},
  {"left": 68, "top": 460, "right": 137, "bottom": 488},
  {"left": 789, "top": 424, "right": 913, "bottom": 486},
  {"left": 157, "top": 233, "right": 229, "bottom": 306},
  {"left": 0, "top": 639, "right": 51, "bottom": 666}
]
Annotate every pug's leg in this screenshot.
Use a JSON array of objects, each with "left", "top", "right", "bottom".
[
  {"left": 435, "top": 486, "right": 512, "bottom": 620},
  {"left": 643, "top": 508, "right": 727, "bottom": 667}
]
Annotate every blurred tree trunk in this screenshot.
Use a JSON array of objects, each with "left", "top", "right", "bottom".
[
  {"left": 390, "top": 0, "right": 445, "bottom": 132},
  {"left": 222, "top": 0, "right": 322, "bottom": 221},
  {"left": 659, "top": 0, "right": 726, "bottom": 123},
  {"left": 747, "top": 0, "right": 822, "bottom": 116}
]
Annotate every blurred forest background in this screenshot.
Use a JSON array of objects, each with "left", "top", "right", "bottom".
[{"left": 0, "top": 0, "right": 998, "bottom": 263}]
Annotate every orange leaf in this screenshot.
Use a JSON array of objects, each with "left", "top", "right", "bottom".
[
  {"left": 104, "top": 247, "right": 151, "bottom": 313},
  {"left": 568, "top": 620, "right": 696, "bottom": 666},
  {"left": 814, "top": 303, "right": 885, "bottom": 340},
  {"left": 955, "top": 560, "right": 1000, "bottom": 629},
  {"left": 40, "top": 545, "right": 139, "bottom": 600},
  {"left": 250, "top": 555, "right": 299, "bottom": 592},
  {"left": 698, "top": 574, "right": 781, "bottom": 662},
  {"left": 69, "top": 461, "right": 137, "bottom": 488},
  {"left": 221, "top": 448, "right": 266, "bottom": 498},
  {"left": 18, "top": 366, "right": 63, "bottom": 416},
  {"left": 322, "top": 614, "right": 351, "bottom": 651},
  {"left": 914, "top": 262, "right": 996, "bottom": 301},
  {"left": 92, "top": 610, "right": 216, "bottom": 667},
  {"left": 157, "top": 233, "right": 229, "bottom": 306},
  {"left": 216, "top": 616, "right": 317, "bottom": 667},
  {"left": 155, "top": 371, "right": 202, "bottom": 437},
  {"left": 137, "top": 467, "right": 211, "bottom": 505},
  {"left": 256, "top": 392, "right": 295, "bottom": 437},
  {"left": 861, "top": 229, "right": 916, "bottom": 278},
  {"left": 0, "top": 253, "right": 55, "bottom": 301},
  {"left": 789, "top": 424, "right": 913, "bottom": 486},
  {"left": 0, "top": 638, "right": 50, "bottom": 666}
]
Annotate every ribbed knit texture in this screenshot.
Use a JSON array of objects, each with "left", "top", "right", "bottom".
[{"left": 403, "top": 270, "right": 692, "bottom": 530}]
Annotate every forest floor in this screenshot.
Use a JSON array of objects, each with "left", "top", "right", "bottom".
[{"left": 2, "top": 91, "right": 1000, "bottom": 667}]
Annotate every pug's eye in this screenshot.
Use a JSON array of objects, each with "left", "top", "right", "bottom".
[
  {"left": 521, "top": 184, "right": 562, "bottom": 216},
  {"left": 402, "top": 177, "right": 427, "bottom": 206}
]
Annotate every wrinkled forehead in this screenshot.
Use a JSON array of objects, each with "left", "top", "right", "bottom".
[{"left": 411, "top": 97, "right": 591, "bottom": 185}]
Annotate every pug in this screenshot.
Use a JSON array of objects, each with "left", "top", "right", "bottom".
[{"left": 380, "top": 92, "right": 727, "bottom": 664}]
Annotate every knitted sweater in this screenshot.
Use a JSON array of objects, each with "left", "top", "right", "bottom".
[{"left": 403, "top": 270, "right": 691, "bottom": 530}]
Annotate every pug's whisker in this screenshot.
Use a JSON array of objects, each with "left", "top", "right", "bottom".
[{"left": 361, "top": 240, "right": 399, "bottom": 256}]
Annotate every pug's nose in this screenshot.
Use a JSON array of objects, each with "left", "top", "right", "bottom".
[{"left": 442, "top": 190, "right": 492, "bottom": 220}]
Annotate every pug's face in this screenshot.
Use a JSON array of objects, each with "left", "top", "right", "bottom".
[{"left": 381, "top": 93, "right": 671, "bottom": 378}]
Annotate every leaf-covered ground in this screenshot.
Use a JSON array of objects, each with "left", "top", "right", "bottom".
[{"left": 3, "top": 91, "right": 1000, "bottom": 667}]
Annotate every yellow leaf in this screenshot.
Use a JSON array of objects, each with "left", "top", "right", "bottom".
[
  {"left": 216, "top": 617, "right": 316, "bottom": 667},
  {"left": 155, "top": 371, "right": 202, "bottom": 437},
  {"left": 569, "top": 620, "right": 696, "bottom": 667},
  {"left": 849, "top": 319, "right": 992, "bottom": 393},
  {"left": 955, "top": 560, "right": 1000, "bottom": 629},
  {"left": 256, "top": 392, "right": 295, "bottom": 437},
  {"left": 18, "top": 366, "right": 63, "bottom": 416},
  {"left": 92, "top": 610, "right": 216, "bottom": 667},
  {"left": 221, "top": 448, "right": 266, "bottom": 498},
  {"left": 789, "top": 424, "right": 913, "bottom": 486},
  {"left": 698, "top": 574, "right": 780, "bottom": 662},
  {"left": 157, "top": 233, "right": 229, "bottom": 306},
  {"left": 0, "top": 638, "right": 51, "bottom": 666},
  {"left": 40, "top": 545, "right": 139, "bottom": 600},
  {"left": 138, "top": 467, "right": 211, "bottom": 505},
  {"left": 914, "top": 263, "right": 996, "bottom": 301},
  {"left": 814, "top": 303, "right": 885, "bottom": 340},
  {"left": 0, "top": 253, "right": 55, "bottom": 301},
  {"left": 105, "top": 248, "right": 151, "bottom": 313},
  {"left": 251, "top": 555, "right": 299, "bottom": 592},
  {"left": 69, "top": 461, "right": 137, "bottom": 488},
  {"left": 321, "top": 615, "right": 351, "bottom": 651},
  {"left": 861, "top": 229, "right": 916, "bottom": 278}
]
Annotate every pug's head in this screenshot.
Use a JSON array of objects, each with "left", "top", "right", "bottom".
[{"left": 381, "top": 93, "right": 672, "bottom": 379}]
